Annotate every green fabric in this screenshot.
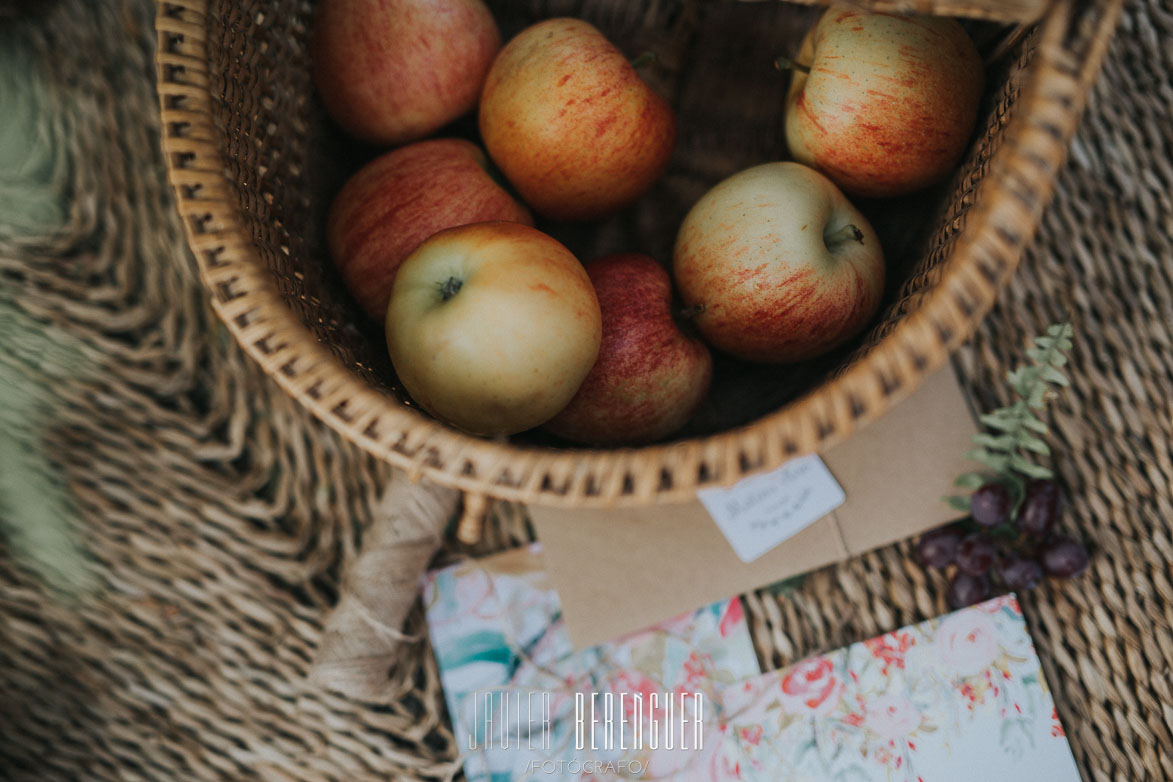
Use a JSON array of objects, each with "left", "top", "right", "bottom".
[
  {"left": 0, "top": 22, "right": 93, "bottom": 595},
  {"left": 0, "top": 29, "right": 67, "bottom": 237}
]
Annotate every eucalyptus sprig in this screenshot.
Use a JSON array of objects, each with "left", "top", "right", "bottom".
[{"left": 946, "top": 323, "right": 1074, "bottom": 513}]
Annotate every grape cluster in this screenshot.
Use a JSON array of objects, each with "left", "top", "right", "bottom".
[{"left": 916, "top": 479, "right": 1089, "bottom": 608}]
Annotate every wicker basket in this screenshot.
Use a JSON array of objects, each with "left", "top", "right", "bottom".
[{"left": 154, "top": 0, "right": 1121, "bottom": 521}]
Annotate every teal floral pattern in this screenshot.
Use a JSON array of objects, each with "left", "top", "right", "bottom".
[{"left": 421, "top": 544, "right": 761, "bottom": 782}]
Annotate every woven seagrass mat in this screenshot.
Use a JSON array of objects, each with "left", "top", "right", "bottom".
[{"left": 0, "top": 0, "right": 1170, "bottom": 780}]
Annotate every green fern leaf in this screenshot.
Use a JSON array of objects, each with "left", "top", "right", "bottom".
[
  {"left": 965, "top": 449, "right": 1010, "bottom": 473},
  {"left": 1021, "top": 416, "right": 1050, "bottom": 434},
  {"left": 1027, "top": 384, "right": 1049, "bottom": 408},
  {"left": 1008, "top": 453, "right": 1053, "bottom": 479},
  {"left": 944, "top": 495, "right": 974, "bottom": 513},
  {"left": 973, "top": 432, "right": 1017, "bottom": 450},
  {"left": 945, "top": 323, "right": 1072, "bottom": 515},
  {"left": 954, "top": 472, "right": 987, "bottom": 489},
  {"left": 980, "top": 411, "right": 1019, "bottom": 431},
  {"left": 1018, "top": 437, "right": 1051, "bottom": 456},
  {"left": 1042, "top": 366, "right": 1070, "bottom": 386}
]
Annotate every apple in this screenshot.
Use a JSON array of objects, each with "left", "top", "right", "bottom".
[
  {"left": 478, "top": 18, "right": 676, "bottom": 221},
  {"left": 673, "top": 161, "right": 885, "bottom": 363},
  {"left": 385, "top": 222, "right": 602, "bottom": 436},
  {"left": 782, "top": 5, "right": 983, "bottom": 198},
  {"left": 544, "top": 254, "right": 712, "bottom": 445},
  {"left": 327, "top": 138, "right": 532, "bottom": 322},
  {"left": 311, "top": 0, "right": 500, "bottom": 146}
]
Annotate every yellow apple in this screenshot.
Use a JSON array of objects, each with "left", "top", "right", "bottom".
[{"left": 385, "top": 222, "right": 602, "bottom": 435}]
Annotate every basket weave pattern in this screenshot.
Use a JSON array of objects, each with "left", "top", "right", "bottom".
[
  {"left": 10, "top": 0, "right": 1173, "bottom": 779},
  {"left": 157, "top": 0, "right": 1119, "bottom": 509}
]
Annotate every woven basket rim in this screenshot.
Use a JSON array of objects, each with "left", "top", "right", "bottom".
[{"left": 154, "top": 0, "right": 1121, "bottom": 508}]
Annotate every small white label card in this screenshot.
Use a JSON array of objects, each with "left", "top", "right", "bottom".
[{"left": 698, "top": 453, "right": 846, "bottom": 563}]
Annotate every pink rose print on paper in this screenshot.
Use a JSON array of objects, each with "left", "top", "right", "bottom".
[
  {"left": 1051, "top": 707, "right": 1066, "bottom": 738},
  {"left": 980, "top": 593, "right": 1022, "bottom": 615},
  {"left": 681, "top": 650, "right": 713, "bottom": 690},
  {"left": 865, "top": 630, "right": 916, "bottom": 675},
  {"left": 936, "top": 609, "right": 1000, "bottom": 678},
  {"left": 739, "top": 724, "right": 764, "bottom": 746},
  {"left": 864, "top": 694, "right": 922, "bottom": 740},
  {"left": 611, "top": 671, "right": 661, "bottom": 721},
  {"left": 719, "top": 598, "right": 744, "bottom": 638},
  {"left": 709, "top": 751, "right": 743, "bottom": 782},
  {"left": 778, "top": 656, "right": 844, "bottom": 717}
]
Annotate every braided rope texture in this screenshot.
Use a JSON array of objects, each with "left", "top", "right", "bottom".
[{"left": 0, "top": 0, "right": 1169, "bottom": 780}]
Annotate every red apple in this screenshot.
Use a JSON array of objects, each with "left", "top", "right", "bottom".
[
  {"left": 311, "top": 0, "right": 500, "bottom": 146},
  {"left": 783, "top": 5, "right": 983, "bottom": 197},
  {"left": 544, "top": 254, "right": 712, "bottom": 445},
  {"left": 478, "top": 18, "right": 677, "bottom": 221},
  {"left": 385, "top": 222, "right": 601, "bottom": 436},
  {"left": 673, "top": 162, "right": 885, "bottom": 363},
  {"left": 327, "top": 138, "right": 532, "bottom": 322}
]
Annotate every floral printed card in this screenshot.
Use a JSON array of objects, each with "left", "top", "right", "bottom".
[
  {"left": 424, "top": 549, "right": 1077, "bottom": 782},
  {"left": 678, "top": 594, "right": 1081, "bottom": 781},
  {"left": 421, "top": 543, "right": 762, "bottom": 782}
]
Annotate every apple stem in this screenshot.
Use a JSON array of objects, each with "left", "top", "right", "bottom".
[
  {"left": 439, "top": 276, "right": 463, "bottom": 302},
  {"left": 774, "top": 56, "right": 811, "bottom": 74},
  {"left": 825, "top": 224, "right": 865, "bottom": 248},
  {"left": 630, "top": 51, "right": 657, "bottom": 70}
]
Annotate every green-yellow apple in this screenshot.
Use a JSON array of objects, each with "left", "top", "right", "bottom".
[
  {"left": 782, "top": 6, "right": 983, "bottom": 198},
  {"left": 327, "top": 138, "right": 532, "bottom": 322},
  {"left": 673, "top": 162, "right": 884, "bottom": 363},
  {"left": 544, "top": 253, "right": 712, "bottom": 445},
  {"left": 385, "top": 222, "right": 601, "bottom": 436},
  {"left": 478, "top": 18, "right": 676, "bottom": 221},
  {"left": 311, "top": 0, "right": 500, "bottom": 145}
]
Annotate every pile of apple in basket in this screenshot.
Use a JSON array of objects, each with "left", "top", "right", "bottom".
[{"left": 314, "top": 0, "right": 983, "bottom": 444}]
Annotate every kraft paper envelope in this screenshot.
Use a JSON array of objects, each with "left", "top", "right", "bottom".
[{"left": 529, "top": 367, "right": 979, "bottom": 649}]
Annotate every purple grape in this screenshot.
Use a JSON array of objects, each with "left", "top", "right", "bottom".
[
  {"left": 916, "top": 526, "right": 963, "bottom": 569},
  {"left": 1018, "top": 479, "right": 1060, "bottom": 538},
  {"left": 948, "top": 572, "right": 990, "bottom": 608},
  {"left": 999, "top": 554, "right": 1044, "bottom": 591},
  {"left": 955, "top": 534, "right": 997, "bottom": 576},
  {"left": 970, "top": 482, "right": 1013, "bottom": 528},
  {"left": 1041, "top": 536, "right": 1090, "bottom": 578}
]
